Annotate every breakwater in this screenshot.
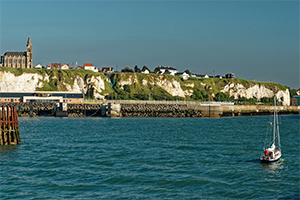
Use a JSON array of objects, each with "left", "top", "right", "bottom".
[
  {"left": 0, "top": 102, "right": 299, "bottom": 117},
  {"left": 0, "top": 102, "right": 103, "bottom": 117}
]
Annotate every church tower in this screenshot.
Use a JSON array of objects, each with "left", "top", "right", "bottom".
[{"left": 26, "top": 36, "right": 33, "bottom": 68}]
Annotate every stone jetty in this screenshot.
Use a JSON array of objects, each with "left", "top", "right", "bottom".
[{"left": 0, "top": 102, "right": 299, "bottom": 118}]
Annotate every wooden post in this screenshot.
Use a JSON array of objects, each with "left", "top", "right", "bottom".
[{"left": 0, "top": 106, "right": 21, "bottom": 145}]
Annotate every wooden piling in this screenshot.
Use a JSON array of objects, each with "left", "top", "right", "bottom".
[{"left": 0, "top": 106, "right": 21, "bottom": 145}]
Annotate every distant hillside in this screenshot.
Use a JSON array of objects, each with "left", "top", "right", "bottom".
[{"left": 0, "top": 67, "right": 291, "bottom": 105}]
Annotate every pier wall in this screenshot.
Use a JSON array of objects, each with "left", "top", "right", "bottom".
[{"left": 0, "top": 102, "right": 299, "bottom": 117}]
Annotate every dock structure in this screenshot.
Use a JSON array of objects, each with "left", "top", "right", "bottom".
[{"left": 0, "top": 106, "right": 21, "bottom": 145}]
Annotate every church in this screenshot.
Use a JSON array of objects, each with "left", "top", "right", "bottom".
[{"left": 0, "top": 37, "right": 33, "bottom": 68}]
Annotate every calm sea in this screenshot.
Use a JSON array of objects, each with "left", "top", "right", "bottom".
[{"left": 0, "top": 115, "right": 299, "bottom": 199}]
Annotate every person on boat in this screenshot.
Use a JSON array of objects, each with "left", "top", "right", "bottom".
[{"left": 264, "top": 150, "right": 268, "bottom": 156}]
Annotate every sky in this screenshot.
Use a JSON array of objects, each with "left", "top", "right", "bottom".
[{"left": 0, "top": 0, "right": 299, "bottom": 89}]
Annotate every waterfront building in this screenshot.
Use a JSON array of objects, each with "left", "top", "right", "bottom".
[{"left": 0, "top": 37, "right": 33, "bottom": 68}]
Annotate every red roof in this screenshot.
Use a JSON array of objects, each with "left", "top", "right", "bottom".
[
  {"left": 76, "top": 66, "right": 84, "bottom": 70},
  {"left": 84, "top": 63, "right": 93, "bottom": 66}
]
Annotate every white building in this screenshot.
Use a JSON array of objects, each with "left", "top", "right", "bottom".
[
  {"left": 84, "top": 63, "right": 98, "bottom": 72},
  {"left": 141, "top": 69, "right": 150, "bottom": 74},
  {"left": 175, "top": 72, "right": 190, "bottom": 80},
  {"left": 61, "top": 64, "right": 69, "bottom": 70},
  {"left": 158, "top": 66, "right": 178, "bottom": 76},
  {"left": 34, "top": 64, "right": 43, "bottom": 69}
]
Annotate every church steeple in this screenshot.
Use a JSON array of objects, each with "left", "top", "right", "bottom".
[
  {"left": 26, "top": 36, "right": 33, "bottom": 68},
  {"left": 27, "top": 36, "right": 32, "bottom": 47}
]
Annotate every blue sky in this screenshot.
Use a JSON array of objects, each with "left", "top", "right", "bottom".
[{"left": 0, "top": 0, "right": 299, "bottom": 89}]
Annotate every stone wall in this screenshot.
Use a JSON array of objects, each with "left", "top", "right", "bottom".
[{"left": 121, "top": 104, "right": 202, "bottom": 117}]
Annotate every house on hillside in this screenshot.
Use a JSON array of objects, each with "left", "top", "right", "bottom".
[
  {"left": 76, "top": 66, "right": 84, "bottom": 70},
  {"left": 102, "top": 67, "right": 113, "bottom": 73},
  {"left": 158, "top": 66, "right": 178, "bottom": 75},
  {"left": 141, "top": 69, "right": 150, "bottom": 74},
  {"left": 175, "top": 72, "right": 190, "bottom": 80},
  {"left": 51, "top": 63, "right": 61, "bottom": 69},
  {"left": 34, "top": 64, "right": 43, "bottom": 69},
  {"left": 61, "top": 64, "right": 69, "bottom": 70},
  {"left": 215, "top": 75, "right": 224, "bottom": 79},
  {"left": 47, "top": 65, "right": 51, "bottom": 69},
  {"left": 225, "top": 73, "right": 235, "bottom": 79},
  {"left": 84, "top": 63, "right": 98, "bottom": 72},
  {"left": 198, "top": 74, "right": 209, "bottom": 78}
]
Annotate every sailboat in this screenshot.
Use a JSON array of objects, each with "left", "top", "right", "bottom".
[{"left": 260, "top": 96, "right": 281, "bottom": 163}]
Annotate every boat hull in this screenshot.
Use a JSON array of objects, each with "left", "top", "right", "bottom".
[
  {"left": 260, "top": 157, "right": 280, "bottom": 163},
  {"left": 260, "top": 151, "right": 281, "bottom": 163}
]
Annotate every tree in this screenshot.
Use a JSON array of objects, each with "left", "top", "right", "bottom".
[
  {"left": 154, "top": 66, "right": 161, "bottom": 73},
  {"left": 184, "top": 69, "right": 191, "bottom": 75},
  {"left": 134, "top": 65, "right": 141, "bottom": 73},
  {"left": 142, "top": 65, "right": 150, "bottom": 72},
  {"left": 121, "top": 66, "right": 134, "bottom": 73}
]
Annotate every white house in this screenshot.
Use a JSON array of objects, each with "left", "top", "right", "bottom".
[
  {"left": 34, "top": 64, "right": 43, "bottom": 69},
  {"left": 141, "top": 69, "right": 150, "bottom": 74},
  {"left": 61, "top": 64, "right": 69, "bottom": 70},
  {"left": 158, "top": 66, "right": 178, "bottom": 76},
  {"left": 175, "top": 72, "right": 190, "bottom": 80},
  {"left": 84, "top": 63, "right": 98, "bottom": 72}
]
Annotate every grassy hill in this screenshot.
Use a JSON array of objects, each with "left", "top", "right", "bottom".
[{"left": 0, "top": 67, "right": 293, "bottom": 104}]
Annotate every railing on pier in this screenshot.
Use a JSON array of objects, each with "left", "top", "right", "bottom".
[{"left": 0, "top": 106, "right": 21, "bottom": 145}]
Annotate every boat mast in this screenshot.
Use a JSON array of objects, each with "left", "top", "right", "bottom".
[{"left": 273, "top": 96, "right": 276, "bottom": 145}]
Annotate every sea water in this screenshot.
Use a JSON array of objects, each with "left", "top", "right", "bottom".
[{"left": 0, "top": 115, "right": 299, "bottom": 199}]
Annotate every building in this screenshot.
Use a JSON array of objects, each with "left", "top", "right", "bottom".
[
  {"left": 291, "top": 95, "right": 300, "bottom": 106},
  {"left": 34, "top": 64, "right": 43, "bottom": 69},
  {"left": 51, "top": 63, "right": 61, "bottom": 69},
  {"left": 102, "top": 67, "right": 113, "bottom": 73},
  {"left": 76, "top": 66, "right": 84, "bottom": 70},
  {"left": 61, "top": 64, "right": 69, "bottom": 70},
  {"left": 158, "top": 66, "right": 178, "bottom": 76},
  {"left": 175, "top": 72, "right": 190, "bottom": 80},
  {"left": 84, "top": 63, "right": 98, "bottom": 72},
  {"left": 141, "top": 69, "right": 150, "bottom": 74},
  {"left": 0, "top": 91, "right": 84, "bottom": 103},
  {"left": 225, "top": 73, "right": 235, "bottom": 79},
  {"left": 0, "top": 37, "right": 33, "bottom": 68}
]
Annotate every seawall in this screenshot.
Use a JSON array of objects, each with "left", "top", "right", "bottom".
[{"left": 1, "top": 102, "right": 299, "bottom": 117}]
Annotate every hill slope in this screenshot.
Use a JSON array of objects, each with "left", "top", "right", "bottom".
[{"left": 0, "top": 67, "right": 291, "bottom": 105}]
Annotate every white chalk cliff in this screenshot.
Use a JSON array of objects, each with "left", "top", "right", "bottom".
[{"left": 222, "top": 83, "right": 290, "bottom": 105}]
